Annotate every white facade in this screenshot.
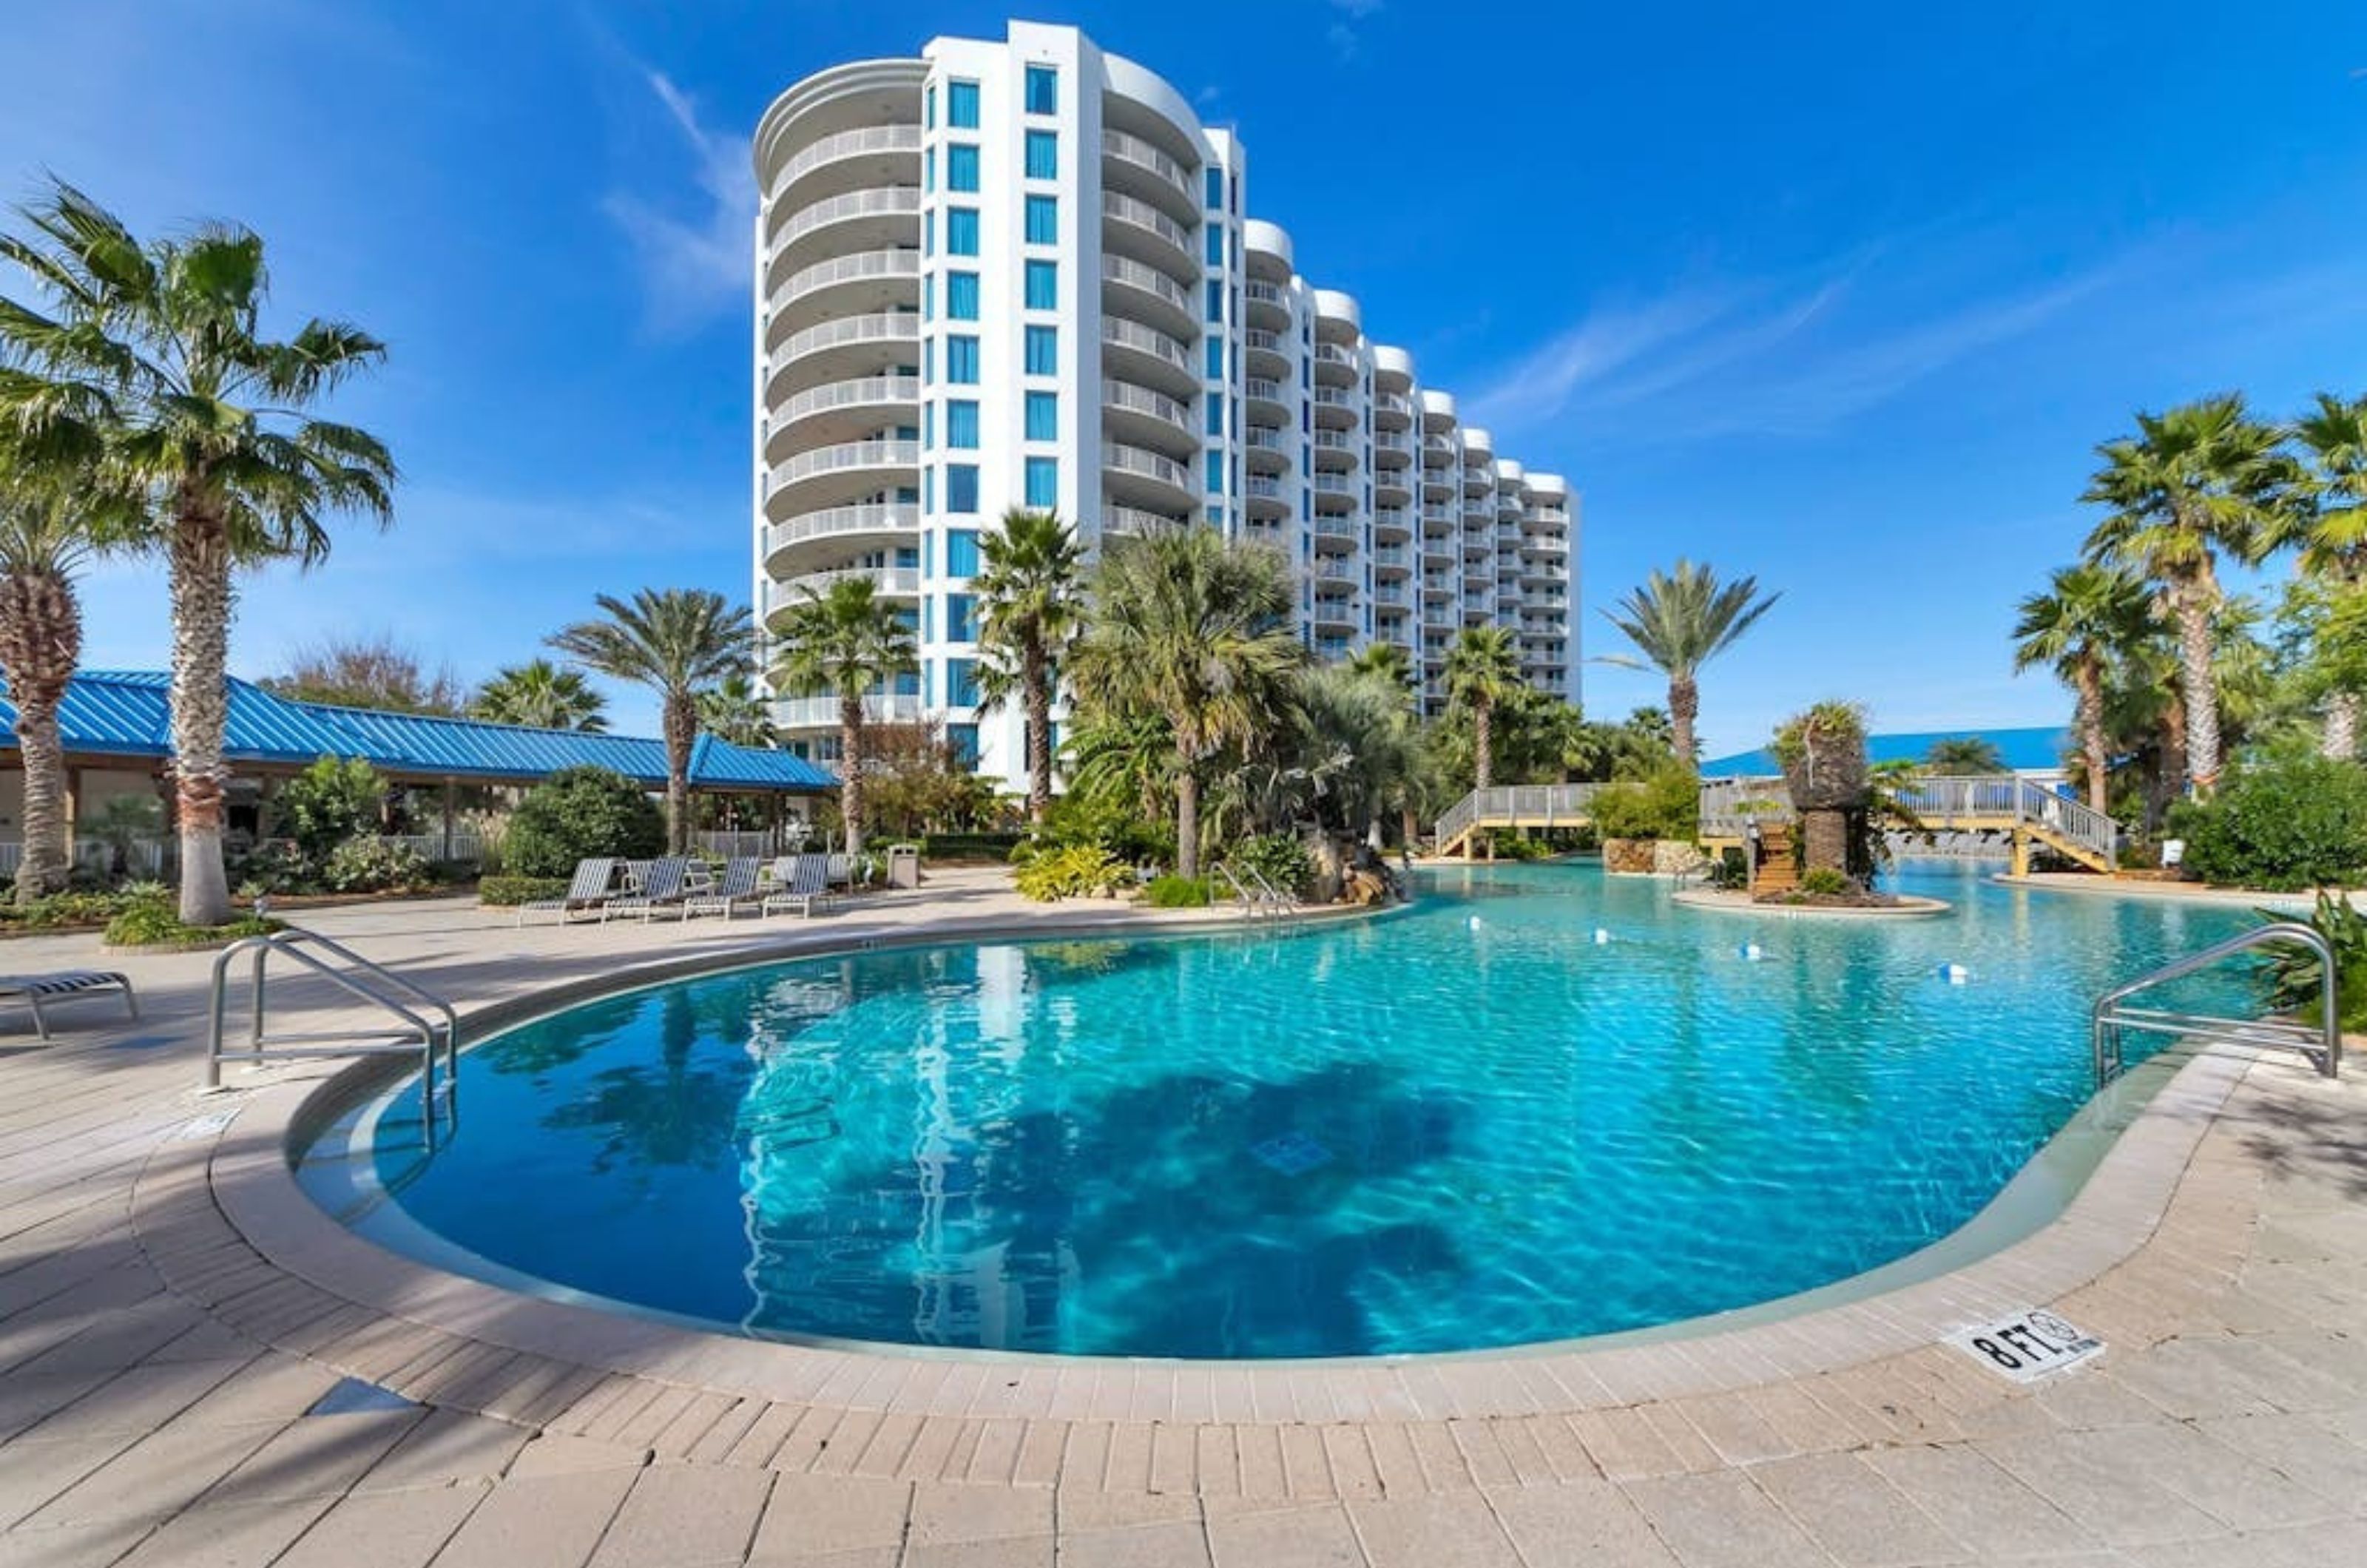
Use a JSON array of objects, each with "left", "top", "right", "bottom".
[{"left": 753, "top": 21, "right": 1577, "bottom": 786}]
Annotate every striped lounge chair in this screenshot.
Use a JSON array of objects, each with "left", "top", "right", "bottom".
[{"left": 1, "top": 971, "right": 138, "bottom": 1041}]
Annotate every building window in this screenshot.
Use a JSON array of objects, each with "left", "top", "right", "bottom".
[
  {"left": 923, "top": 148, "right": 935, "bottom": 193},
  {"left": 920, "top": 275, "right": 933, "bottom": 322},
  {"left": 1024, "top": 194, "right": 1057, "bottom": 246},
  {"left": 948, "top": 80, "right": 979, "bottom": 129},
  {"left": 1204, "top": 225, "right": 1223, "bottom": 266},
  {"left": 1206, "top": 451, "right": 1224, "bottom": 495},
  {"left": 1024, "top": 64, "right": 1056, "bottom": 115},
  {"left": 1204, "top": 396, "right": 1223, "bottom": 436},
  {"left": 946, "top": 207, "right": 979, "bottom": 256},
  {"left": 1204, "top": 337, "right": 1224, "bottom": 379},
  {"left": 922, "top": 210, "right": 933, "bottom": 257},
  {"left": 948, "top": 660, "right": 980, "bottom": 708},
  {"left": 1206, "top": 280, "right": 1223, "bottom": 323},
  {"left": 946, "top": 143, "right": 980, "bottom": 193},
  {"left": 946, "top": 334, "right": 979, "bottom": 383},
  {"left": 1024, "top": 325, "right": 1057, "bottom": 376},
  {"left": 945, "top": 528, "right": 981, "bottom": 577},
  {"left": 1204, "top": 166, "right": 1223, "bottom": 210},
  {"left": 947, "top": 720, "right": 981, "bottom": 766},
  {"left": 1023, "top": 258, "right": 1056, "bottom": 310},
  {"left": 925, "top": 85, "right": 936, "bottom": 129},
  {"left": 922, "top": 339, "right": 933, "bottom": 384},
  {"left": 923, "top": 467, "right": 934, "bottom": 510},
  {"left": 1025, "top": 456, "right": 1058, "bottom": 507},
  {"left": 922, "top": 404, "right": 933, "bottom": 449},
  {"left": 1025, "top": 391, "right": 1058, "bottom": 441},
  {"left": 946, "top": 464, "right": 979, "bottom": 514},
  {"left": 947, "top": 399, "right": 979, "bottom": 448},
  {"left": 947, "top": 271, "right": 979, "bottom": 320},
  {"left": 946, "top": 592, "right": 978, "bottom": 642},
  {"left": 1024, "top": 129, "right": 1058, "bottom": 180}
]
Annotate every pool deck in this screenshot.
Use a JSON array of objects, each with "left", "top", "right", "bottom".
[{"left": 1, "top": 867, "right": 2363, "bottom": 1567}]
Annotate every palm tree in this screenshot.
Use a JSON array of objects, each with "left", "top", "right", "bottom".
[
  {"left": 2289, "top": 393, "right": 2367, "bottom": 757},
  {"left": 549, "top": 589, "right": 752, "bottom": 854},
  {"left": 1442, "top": 625, "right": 1522, "bottom": 791},
  {"left": 473, "top": 658, "right": 609, "bottom": 731},
  {"left": 0, "top": 451, "right": 102, "bottom": 901},
  {"left": 1346, "top": 641, "right": 1415, "bottom": 692},
  {"left": 1067, "top": 528, "right": 1303, "bottom": 880},
  {"left": 769, "top": 575, "right": 917, "bottom": 855},
  {"left": 1923, "top": 737, "right": 2005, "bottom": 774},
  {"left": 698, "top": 669, "right": 777, "bottom": 748},
  {"left": 0, "top": 179, "right": 395, "bottom": 923},
  {"left": 2011, "top": 564, "right": 2154, "bottom": 814},
  {"left": 971, "top": 507, "right": 1087, "bottom": 823},
  {"left": 1597, "top": 560, "right": 1779, "bottom": 768},
  {"left": 2081, "top": 394, "right": 2297, "bottom": 794}
]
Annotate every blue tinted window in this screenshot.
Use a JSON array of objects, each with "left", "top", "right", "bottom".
[
  {"left": 1204, "top": 225, "right": 1223, "bottom": 266},
  {"left": 948, "top": 80, "right": 979, "bottom": 128},
  {"left": 947, "top": 399, "right": 979, "bottom": 449},
  {"left": 1204, "top": 396, "right": 1223, "bottom": 436},
  {"left": 1025, "top": 456, "right": 1057, "bottom": 507},
  {"left": 946, "top": 143, "right": 979, "bottom": 192},
  {"left": 946, "top": 335, "right": 979, "bottom": 383},
  {"left": 948, "top": 660, "right": 979, "bottom": 707},
  {"left": 947, "top": 271, "right": 979, "bottom": 320},
  {"left": 946, "top": 207, "right": 979, "bottom": 256},
  {"left": 922, "top": 210, "right": 933, "bottom": 257},
  {"left": 1025, "top": 391, "right": 1058, "bottom": 441},
  {"left": 923, "top": 148, "right": 935, "bottom": 192},
  {"left": 947, "top": 721, "right": 980, "bottom": 766},
  {"left": 946, "top": 464, "right": 979, "bottom": 514},
  {"left": 1205, "top": 451, "right": 1224, "bottom": 495},
  {"left": 1204, "top": 166, "right": 1223, "bottom": 209},
  {"left": 946, "top": 592, "right": 977, "bottom": 642},
  {"left": 945, "top": 529, "right": 980, "bottom": 576},
  {"left": 1024, "top": 65, "right": 1056, "bottom": 115},
  {"left": 1024, "top": 130, "right": 1058, "bottom": 179},
  {"left": 1204, "top": 337, "right": 1224, "bottom": 379},
  {"left": 1024, "top": 195, "right": 1057, "bottom": 246},
  {"left": 1023, "top": 259, "right": 1056, "bottom": 309},
  {"left": 1024, "top": 325, "right": 1057, "bottom": 376},
  {"left": 922, "top": 404, "right": 933, "bottom": 448},
  {"left": 1206, "top": 280, "right": 1223, "bottom": 322},
  {"left": 925, "top": 86, "right": 936, "bottom": 129}
]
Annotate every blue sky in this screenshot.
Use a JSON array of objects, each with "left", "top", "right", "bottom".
[{"left": 4, "top": 0, "right": 2364, "bottom": 751}]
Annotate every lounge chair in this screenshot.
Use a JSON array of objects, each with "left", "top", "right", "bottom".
[
  {"left": 762, "top": 854, "right": 836, "bottom": 919},
  {"left": 683, "top": 857, "right": 764, "bottom": 920},
  {"left": 1, "top": 970, "right": 138, "bottom": 1041},
  {"left": 514, "top": 857, "right": 618, "bottom": 926},
  {"left": 603, "top": 856, "right": 692, "bottom": 922}
]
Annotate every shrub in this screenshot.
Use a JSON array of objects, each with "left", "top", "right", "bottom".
[
  {"left": 1226, "top": 834, "right": 1316, "bottom": 899},
  {"left": 502, "top": 767, "right": 666, "bottom": 878},
  {"left": 231, "top": 840, "right": 311, "bottom": 897},
  {"left": 1013, "top": 844, "right": 1131, "bottom": 901},
  {"left": 1587, "top": 766, "right": 1701, "bottom": 842},
  {"left": 1476, "top": 829, "right": 1553, "bottom": 861},
  {"left": 277, "top": 757, "right": 387, "bottom": 863},
  {"left": 2170, "top": 756, "right": 2367, "bottom": 891},
  {"left": 1033, "top": 794, "right": 1172, "bottom": 866},
  {"left": 2256, "top": 892, "right": 2367, "bottom": 1032},
  {"left": 104, "top": 895, "right": 281, "bottom": 949},
  {"left": 1144, "top": 874, "right": 1212, "bottom": 908},
  {"left": 0, "top": 890, "right": 151, "bottom": 928},
  {"left": 320, "top": 837, "right": 436, "bottom": 894},
  {"left": 1800, "top": 867, "right": 1854, "bottom": 897},
  {"left": 478, "top": 875, "right": 571, "bottom": 907}
]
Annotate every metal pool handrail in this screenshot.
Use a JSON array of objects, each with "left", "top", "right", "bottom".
[{"left": 2091, "top": 922, "right": 2339, "bottom": 1087}]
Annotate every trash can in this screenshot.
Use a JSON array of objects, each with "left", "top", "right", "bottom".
[{"left": 887, "top": 844, "right": 920, "bottom": 890}]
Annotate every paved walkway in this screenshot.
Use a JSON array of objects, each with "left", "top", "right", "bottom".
[{"left": 0, "top": 871, "right": 2362, "bottom": 1567}]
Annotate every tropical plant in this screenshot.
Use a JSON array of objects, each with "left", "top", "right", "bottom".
[
  {"left": 2081, "top": 394, "right": 2298, "bottom": 794},
  {"left": 1283, "top": 663, "right": 1422, "bottom": 845},
  {"left": 500, "top": 766, "right": 666, "bottom": 878},
  {"left": 317, "top": 835, "right": 433, "bottom": 894},
  {"left": 1587, "top": 766, "right": 1701, "bottom": 842},
  {"left": 472, "top": 658, "right": 609, "bottom": 731},
  {"left": 2167, "top": 754, "right": 2367, "bottom": 891},
  {"left": 2012, "top": 563, "right": 2156, "bottom": 813},
  {"left": 860, "top": 720, "right": 1000, "bottom": 837},
  {"left": 0, "top": 178, "right": 396, "bottom": 925},
  {"left": 2256, "top": 892, "right": 2367, "bottom": 1033},
  {"left": 1224, "top": 832, "right": 1316, "bottom": 900},
  {"left": 769, "top": 574, "right": 917, "bottom": 855},
  {"left": 1010, "top": 843, "right": 1129, "bottom": 902},
  {"left": 971, "top": 507, "right": 1087, "bottom": 822},
  {"left": 1597, "top": 560, "right": 1780, "bottom": 768},
  {"left": 1922, "top": 737, "right": 2005, "bottom": 774},
  {"left": 549, "top": 589, "right": 752, "bottom": 853},
  {"left": 1345, "top": 641, "right": 1415, "bottom": 692},
  {"left": 275, "top": 755, "right": 385, "bottom": 864},
  {"left": 1772, "top": 701, "right": 1870, "bottom": 877},
  {"left": 1144, "top": 874, "right": 1212, "bottom": 908},
  {"left": 1067, "top": 528, "right": 1303, "bottom": 879},
  {"left": 82, "top": 794, "right": 163, "bottom": 881},
  {"left": 696, "top": 669, "right": 777, "bottom": 749},
  {"left": 0, "top": 446, "right": 101, "bottom": 901},
  {"left": 2286, "top": 393, "right": 2367, "bottom": 757},
  {"left": 1442, "top": 625, "right": 1522, "bottom": 791},
  {"left": 262, "top": 633, "right": 465, "bottom": 714}
]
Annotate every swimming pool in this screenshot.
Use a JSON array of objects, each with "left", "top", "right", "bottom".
[{"left": 299, "top": 863, "right": 2256, "bottom": 1359}]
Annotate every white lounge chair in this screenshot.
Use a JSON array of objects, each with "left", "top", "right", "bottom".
[
  {"left": 1, "top": 971, "right": 138, "bottom": 1041},
  {"left": 603, "top": 856, "right": 692, "bottom": 922},
  {"left": 762, "top": 854, "right": 836, "bottom": 919},
  {"left": 683, "top": 857, "right": 763, "bottom": 920},
  {"left": 514, "top": 857, "right": 618, "bottom": 926}
]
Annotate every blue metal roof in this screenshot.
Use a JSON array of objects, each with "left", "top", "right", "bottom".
[
  {"left": 1699, "top": 725, "right": 2075, "bottom": 779},
  {"left": 0, "top": 671, "right": 837, "bottom": 792}
]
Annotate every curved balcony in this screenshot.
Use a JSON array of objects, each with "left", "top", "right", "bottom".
[
  {"left": 1243, "top": 328, "right": 1291, "bottom": 379},
  {"left": 1374, "top": 512, "right": 1412, "bottom": 544},
  {"left": 1243, "top": 425, "right": 1291, "bottom": 474},
  {"left": 1422, "top": 473, "right": 1457, "bottom": 504},
  {"left": 1311, "top": 430, "right": 1360, "bottom": 472},
  {"left": 1243, "top": 279, "right": 1291, "bottom": 330},
  {"left": 763, "top": 438, "right": 920, "bottom": 519},
  {"left": 1312, "top": 339, "right": 1359, "bottom": 387},
  {"left": 766, "top": 186, "right": 921, "bottom": 285},
  {"left": 1102, "top": 439, "right": 1198, "bottom": 513},
  {"left": 1372, "top": 546, "right": 1412, "bottom": 578},
  {"left": 1100, "top": 315, "right": 1198, "bottom": 399},
  {"left": 765, "top": 374, "right": 920, "bottom": 461},
  {"left": 1421, "top": 432, "right": 1458, "bottom": 467},
  {"left": 766, "top": 248, "right": 920, "bottom": 345},
  {"left": 1100, "top": 253, "right": 1198, "bottom": 339},
  {"left": 763, "top": 503, "right": 920, "bottom": 577},
  {"left": 1310, "top": 516, "right": 1357, "bottom": 551},
  {"left": 1103, "top": 501, "right": 1189, "bottom": 537},
  {"left": 1372, "top": 430, "right": 1414, "bottom": 466},
  {"left": 1311, "top": 472, "right": 1356, "bottom": 510},
  {"left": 1310, "top": 386, "right": 1360, "bottom": 430},
  {"left": 765, "top": 311, "right": 920, "bottom": 399},
  {"left": 1374, "top": 472, "right": 1412, "bottom": 507},
  {"left": 1243, "top": 376, "right": 1289, "bottom": 422},
  {"left": 1243, "top": 474, "right": 1291, "bottom": 521},
  {"left": 1101, "top": 190, "right": 1197, "bottom": 279},
  {"left": 1373, "top": 391, "right": 1415, "bottom": 429},
  {"left": 769, "top": 692, "right": 926, "bottom": 730},
  {"left": 764, "top": 124, "right": 923, "bottom": 233},
  {"left": 1100, "top": 127, "right": 1199, "bottom": 223},
  {"left": 1311, "top": 598, "right": 1357, "bottom": 635},
  {"left": 1101, "top": 376, "right": 1198, "bottom": 459}
]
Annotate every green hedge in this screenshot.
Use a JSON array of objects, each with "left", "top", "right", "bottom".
[
  {"left": 2170, "top": 756, "right": 2367, "bottom": 891},
  {"left": 478, "top": 876, "right": 572, "bottom": 907},
  {"left": 1144, "top": 874, "right": 1212, "bottom": 908}
]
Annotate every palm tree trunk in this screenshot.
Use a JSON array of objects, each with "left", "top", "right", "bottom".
[
  {"left": 2075, "top": 653, "right": 2110, "bottom": 816},
  {"left": 1473, "top": 698, "right": 1493, "bottom": 791},
  {"left": 2175, "top": 592, "right": 2221, "bottom": 794},
  {"left": 662, "top": 692, "right": 695, "bottom": 854},
  {"left": 2150, "top": 691, "right": 2189, "bottom": 833},
  {"left": 1175, "top": 765, "right": 1200, "bottom": 880},
  {"left": 839, "top": 692, "right": 865, "bottom": 856},
  {"left": 1669, "top": 672, "right": 1699, "bottom": 768},
  {"left": 169, "top": 508, "right": 234, "bottom": 926},
  {"left": 0, "top": 568, "right": 80, "bottom": 903},
  {"left": 2323, "top": 692, "right": 2359, "bottom": 761},
  {"left": 1024, "top": 645, "right": 1051, "bottom": 822}
]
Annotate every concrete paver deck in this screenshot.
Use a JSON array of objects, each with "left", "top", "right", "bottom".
[{"left": 0, "top": 868, "right": 2360, "bottom": 1566}]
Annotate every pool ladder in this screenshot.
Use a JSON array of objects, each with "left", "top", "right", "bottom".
[
  {"left": 2091, "top": 921, "right": 2340, "bottom": 1089},
  {"left": 1212, "top": 865, "right": 1300, "bottom": 922},
  {"left": 205, "top": 927, "right": 462, "bottom": 1143}
]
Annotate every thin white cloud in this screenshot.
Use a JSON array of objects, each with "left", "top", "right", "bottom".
[
  {"left": 1324, "top": 0, "right": 1385, "bottom": 61},
  {"left": 602, "top": 69, "right": 754, "bottom": 335}
]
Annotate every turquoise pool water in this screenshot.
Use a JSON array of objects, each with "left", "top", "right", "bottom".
[{"left": 303, "top": 863, "right": 2257, "bottom": 1359}]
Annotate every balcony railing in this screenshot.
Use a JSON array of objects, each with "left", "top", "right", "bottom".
[
  {"left": 1101, "top": 315, "right": 1195, "bottom": 375},
  {"left": 766, "top": 503, "right": 920, "bottom": 558},
  {"left": 769, "top": 248, "right": 921, "bottom": 317},
  {"left": 772, "top": 124, "right": 922, "bottom": 196},
  {"left": 1244, "top": 376, "right": 1286, "bottom": 404},
  {"left": 773, "top": 374, "right": 922, "bottom": 428},
  {"left": 1101, "top": 253, "right": 1195, "bottom": 318},
  {"left": 1103, "top": 376, "right": 1195, "bottom": 433},
  {"left": 768, "top": 311, "right": 919, "bottom": 378},
  {"left": 1101, "top": 127, "right": 1198, "bottom": 205},
  {"left": 1102, "top": 440, "right": 1192, "bottom": 488},
  {"left": 773, "top": 692, "right": 925, "bottom": 729},
  {"left": 774, "top": 186, "right": 921, "bottom": 251},
  {"left": 1101, "top": 189, "right": 1195, "bottom": 257},
  {"left": 767, "top": 439, "right": 920, "bottom": 490}
]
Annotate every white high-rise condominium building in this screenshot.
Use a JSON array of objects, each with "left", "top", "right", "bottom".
[{"left": 753, "top": 20, "right": 1577, "bottom": 788}]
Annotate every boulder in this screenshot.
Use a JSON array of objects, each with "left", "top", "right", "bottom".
[{"left": 1602, "top": 837, "right": 1658, "bottom": 874}]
